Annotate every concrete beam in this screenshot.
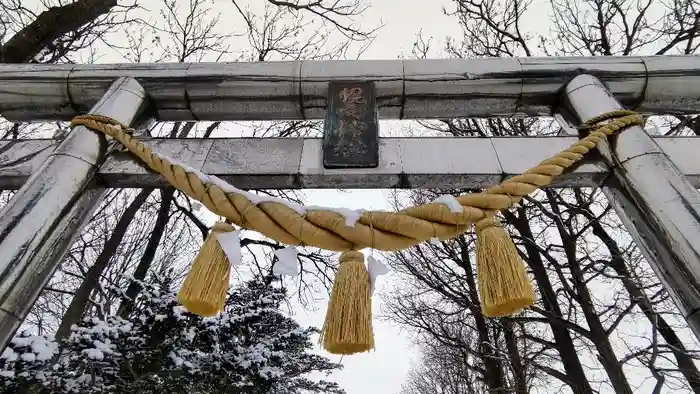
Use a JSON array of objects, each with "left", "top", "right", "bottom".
[
  {"left": 1, "top": 56, "right": 699, "bottom": 121},
  {"left": 1, "top": 136, "right": 698, "bottom": 190}
]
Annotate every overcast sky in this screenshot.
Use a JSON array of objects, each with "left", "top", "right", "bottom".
[
  {"left": 285, "top": 3, "right": 463, "bottom": 393},
  {"left": 290, "top": 2, "right": 507, "bottom": 393}
]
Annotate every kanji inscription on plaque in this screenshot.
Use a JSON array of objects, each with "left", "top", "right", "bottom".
[{"left": 322, "top": 81, "right": 379, "bottom": 169}]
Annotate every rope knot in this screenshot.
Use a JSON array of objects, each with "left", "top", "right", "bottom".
[
  {"left": 578, "top": 109, "right": 643, "bottom": 132},
  {"left": 339, "top": 251, "right": 364, "bottom": 263},
  {"left": 475, "top": 217, "right": 499, "bottom": 232}
]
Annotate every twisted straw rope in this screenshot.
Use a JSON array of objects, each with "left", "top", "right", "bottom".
[{"left": 71, "top": 110, "right": 644, "bottom": 252}]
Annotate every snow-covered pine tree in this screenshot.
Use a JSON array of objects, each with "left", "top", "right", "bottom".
[{"left": 0, "top": 275, "right": 344, "bottom": 394}]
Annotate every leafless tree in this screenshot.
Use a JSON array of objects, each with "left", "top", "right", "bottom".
[
  {"left": 0, "top": 0, "right": 379, "bottom": 357},
  {"left": 401, "top": 338, "right": 486, "bottom": 394},
  {"left": 391, "top": 0, "right": 700, "bottom": 393}
]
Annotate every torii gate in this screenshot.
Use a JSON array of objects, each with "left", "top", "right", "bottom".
[{"left": 0, "top": 55, "right": 700, "bottom": 354}]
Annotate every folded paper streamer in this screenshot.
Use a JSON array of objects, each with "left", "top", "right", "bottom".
[
  {"left": 273, "top": 246, "right": 300, "bottom": 277},
  {"left": 215, "top": 229, "right": 242, "bottom": 267},
  {"left": 70, "top": 110, "right": 645, "bottom": 355},
  {"left": 367, "top": 255, "right": 390, "bottom": 295}
]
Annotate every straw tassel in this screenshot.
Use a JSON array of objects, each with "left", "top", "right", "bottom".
[
  {"left": 475, "top": 217, "right": 535, "bottom": 317},
  {"left": 321, "top": 250, "right": 373, "bottom": 355},
  {"left": 177, "top": 221, "right": 236, "bottom": 316}
]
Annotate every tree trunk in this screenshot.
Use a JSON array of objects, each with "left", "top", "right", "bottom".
[
  {"left": 1, "top": 0, "right": 117, "bottom": 63},
  {"left": 503, "top": 319, "right": 528, "bottom": 394},
  {"left": 547, "top": 196, "right": 633, "bottom": 394},
  {"left": 565, "top": 235, "right": 634, "bottom": 394},
  {"left": 117, "top": 188, "right": 175, "bottom": 318},
  {"left": 507, "top": 210, "right": 594, "bottom": 394},
  {"left": 55, "top": 188, "right": 153, "bottom": 340}
]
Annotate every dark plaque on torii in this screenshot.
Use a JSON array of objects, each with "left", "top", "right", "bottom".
[{"left": 322, "top": 81, "right": 379, "bottom": 169}]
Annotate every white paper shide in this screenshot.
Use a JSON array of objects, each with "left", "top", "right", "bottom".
[
  {"left": 273, "top": 246, "right": 299, "bottom": 277},
  {"left": 215, "top": 230, "right": 243, "bottom": 267},
  {"left": 367, "top": 255, "right": 390, "bottom": 295}
]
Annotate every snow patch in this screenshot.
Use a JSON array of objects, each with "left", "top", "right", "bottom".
[
  {"left": 182, "top": 327, "right": 196, "bottom": 343},
  {"left": 20, "top": 352, "right": 36, "bottom": 362},
  {"left": 432, "top": 194, "right": 464, "bottom": 213},
  {"left": 169, "top": 352, "right": 184, "bottom": 367},
  {"left": 207, "top": 175, "right": 307, "bottom": 216},
  {"left": 173, "top": 305, "right": 188, "bottom": 321},
  {"left": 82, "top": 348, "right": 104, "bottom": 361},
  {"left": 1, "top": 347, "right": 17, "bottom": 362},
  {"left": 31, "top": 337, "right": 57, "bottom": 361}
]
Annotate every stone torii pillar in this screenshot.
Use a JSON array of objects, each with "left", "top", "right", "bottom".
[
  {"left": 0, "top": 77, "right": 151, "bottom": 350},
  {"left": 559, "top": 74, "right": 700, "bottom": 340}
]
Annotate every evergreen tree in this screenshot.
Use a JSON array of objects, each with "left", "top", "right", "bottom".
[{"left": 0, "top": 275, "right": 343, "bottom": 394}]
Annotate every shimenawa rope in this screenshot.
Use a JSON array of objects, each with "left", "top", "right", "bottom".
[{"left": 70, "top": 109, "right": 644, "bottom": 355}]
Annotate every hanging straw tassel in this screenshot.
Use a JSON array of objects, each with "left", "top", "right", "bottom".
[
  {"left": 475, "top": 217, "right": 535, "bottom": 317},
  {"left": 321, "top": 250, "right": 373, "bottom": 355},
  {"left": 178, "top": 222, "right": 236, "bottom": 316}
]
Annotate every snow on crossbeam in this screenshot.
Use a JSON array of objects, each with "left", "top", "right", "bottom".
[
  {"left": 0, "top": 55, "right": 699, "bottom": 122},
  {"left": 1, "top": 135, "right": 699, "bottom": 190}
]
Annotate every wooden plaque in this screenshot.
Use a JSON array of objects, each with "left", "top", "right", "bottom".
[{"left": 322, "top": 81, "right": 379, "bottom": 169}]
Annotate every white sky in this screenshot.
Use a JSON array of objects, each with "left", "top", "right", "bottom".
[
  {"left": 285, "top": 3, "right": 464, "bottom": 393},
  {"left": 291, "top": 191, "right": 412, "bottom": 394},
  {"left": 293, "top": 3, "right": 481, "bottom": 393}
]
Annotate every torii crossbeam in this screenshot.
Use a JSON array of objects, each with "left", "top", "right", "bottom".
[{"left": 1, "top": 56, "right": 699, "bottom": 122}]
